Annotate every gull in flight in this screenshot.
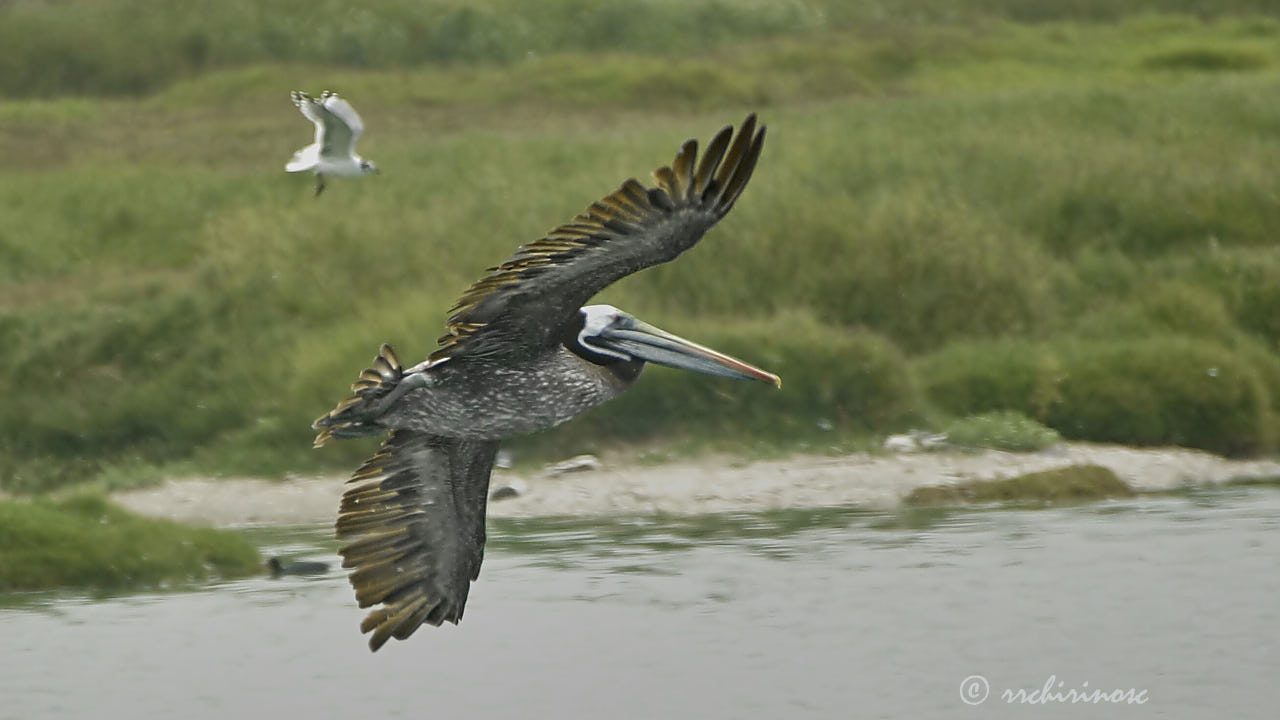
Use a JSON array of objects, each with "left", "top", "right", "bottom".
[{"left": 286, "top": 90, "right": 378, "bottom": 196}]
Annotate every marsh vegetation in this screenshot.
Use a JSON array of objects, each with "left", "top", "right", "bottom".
[
  {"left": 0, "top": 493, "right": 260, "bottom": 592},
  {"left": 903, "top": 464, "right": 1135, "bottom": 506},
  {"left": 3, "top": 0, "right": 1280, "bottom": 492}
]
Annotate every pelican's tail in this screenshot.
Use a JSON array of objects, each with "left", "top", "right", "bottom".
[{"left": 312, "top": 344, "right": 405, "bottom": 447}]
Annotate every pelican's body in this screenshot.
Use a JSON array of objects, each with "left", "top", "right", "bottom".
[
  {"left": 314, "top": 115, "right": 774, "bottom": 650},
  {"left": 382, "top": 346, "right": 640, "bottom": 440}
]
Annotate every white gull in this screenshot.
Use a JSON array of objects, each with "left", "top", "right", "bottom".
[{"left": 286, "top": 90, "right": 378, "bottom": 195}]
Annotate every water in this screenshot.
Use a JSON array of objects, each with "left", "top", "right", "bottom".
[{"left": 3, "top": 487, "right": 1278, "bottom": 720}]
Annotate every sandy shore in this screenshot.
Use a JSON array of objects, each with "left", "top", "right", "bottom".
[{"left": 109, "top": 442, "right": 1280, "bottom": 527}]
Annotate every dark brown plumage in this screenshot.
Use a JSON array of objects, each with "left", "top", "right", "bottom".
[{"left": 430, "top": 113, "right": 765, "bottom": 364}]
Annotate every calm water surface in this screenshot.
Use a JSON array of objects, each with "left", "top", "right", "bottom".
[{"left": 3, "top": 486, "right": 1278, "bottom": 720}]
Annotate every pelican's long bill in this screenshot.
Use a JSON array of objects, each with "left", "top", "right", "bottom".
[{"left": 595, "top": 319, "right": 782, "bottom": 388}]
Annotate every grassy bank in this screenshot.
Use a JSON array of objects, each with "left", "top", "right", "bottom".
[
  {"left": 0, "top": 493, "right": 261, "bottom": 592},
  {"left": 904, "top": 465, "right": 1135, "bottom": 507},
  {"left": 4, "top": 0, "right": 1278, "bottom": 98},
  {"left": 3, "top": 3, "right": 1280, "bottom": 491}
]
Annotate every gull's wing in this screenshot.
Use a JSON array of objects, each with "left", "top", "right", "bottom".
[
  {"left": 321, "top": 92, "right": 365, "bottom": 147},
  {"left": 430, "top": 113, "right": 766, "bottom": 364},
  {"left": 291, "top": 90, "right": 327, "bottom": 148},
  {"left": 291, "top": 90, "right": 362, "bottom": 158},
  {"left": 336, "top": 429, "right": 499, "bottom": 651}
]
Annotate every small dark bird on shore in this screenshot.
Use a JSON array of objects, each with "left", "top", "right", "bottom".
[
  {"left": 313, "top": 113, "right": 777, "bottom": 650},
  {"left": 266, "top": 556, "right": 331, "bottom": 576}
]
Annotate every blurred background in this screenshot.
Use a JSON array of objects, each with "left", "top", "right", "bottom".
[
  {"left": 3, "top": 0, "right": 1280, "bottom": 493},
  {"left": 5, "top": 4, "right": 1280, "bottom": 718}
]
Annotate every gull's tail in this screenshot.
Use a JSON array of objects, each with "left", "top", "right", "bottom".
[{"left": 286, "top": 144, "right": 320, "bottom": 172}]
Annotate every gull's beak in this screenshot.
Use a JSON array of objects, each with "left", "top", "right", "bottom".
[{"left": 595, "top": 319, "right": 782, "bottom": 387}]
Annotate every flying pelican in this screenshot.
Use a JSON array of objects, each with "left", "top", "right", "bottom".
[
  {"left": 286, "top": 90, "right": 378, "bottom": 196},
  {"left": 313, "top": 114, "right": 776, "bottom": 651}
]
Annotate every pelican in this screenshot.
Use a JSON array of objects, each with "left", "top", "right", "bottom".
[
  {"left": 286, "top": 90, "right": 378, "bottom": 196},
  {"left": 313, "top": 114, "right": 776, "bottom": 651}
]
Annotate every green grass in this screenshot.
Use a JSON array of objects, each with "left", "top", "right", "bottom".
[
  {"left": 904, "top": 465, "right": 1135, "bottom": 507},
  {"left": 943, "top": 411, "right": 1061, "bottom": 452},
  {"left": 4, "top": 1, "right": 1279, "bottom": 98},
  {"left": 0, "top": 493, "right": 261, "bottom": 592},
  {"left": 919, "top": 334, "right": 1275, "bottom": 456},
  {"left": 4, "top": 4, "right": 1280, "bottom": 491},
  {"left": 1224, "top": 475, "right": 1280, "bottom": 488}
]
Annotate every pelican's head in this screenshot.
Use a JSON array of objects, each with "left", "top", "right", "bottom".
[
  {"left": 359, "top": 159, "right": 379, "bottom": 175},
  {"left": 573, "top": 305, "right": 781, "bottom": 387}
]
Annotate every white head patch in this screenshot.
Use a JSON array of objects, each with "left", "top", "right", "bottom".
[{"left": 578, "top": 304, "right": 631, "bottom": 361}]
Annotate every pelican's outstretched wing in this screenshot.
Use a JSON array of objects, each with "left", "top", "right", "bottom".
[
  {"left": 336, "top": 429, "right": 499, "bottom": 651},
  {"left": 430, "top": 114, "right": 766, "bottom": 364},
  {"left": 291, "top": 90, "right": 363, "bottom": 157}
]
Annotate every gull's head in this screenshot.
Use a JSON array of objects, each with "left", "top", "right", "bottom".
[{"left": 359, "top": 160, "right": 379, "bottom": 175}]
